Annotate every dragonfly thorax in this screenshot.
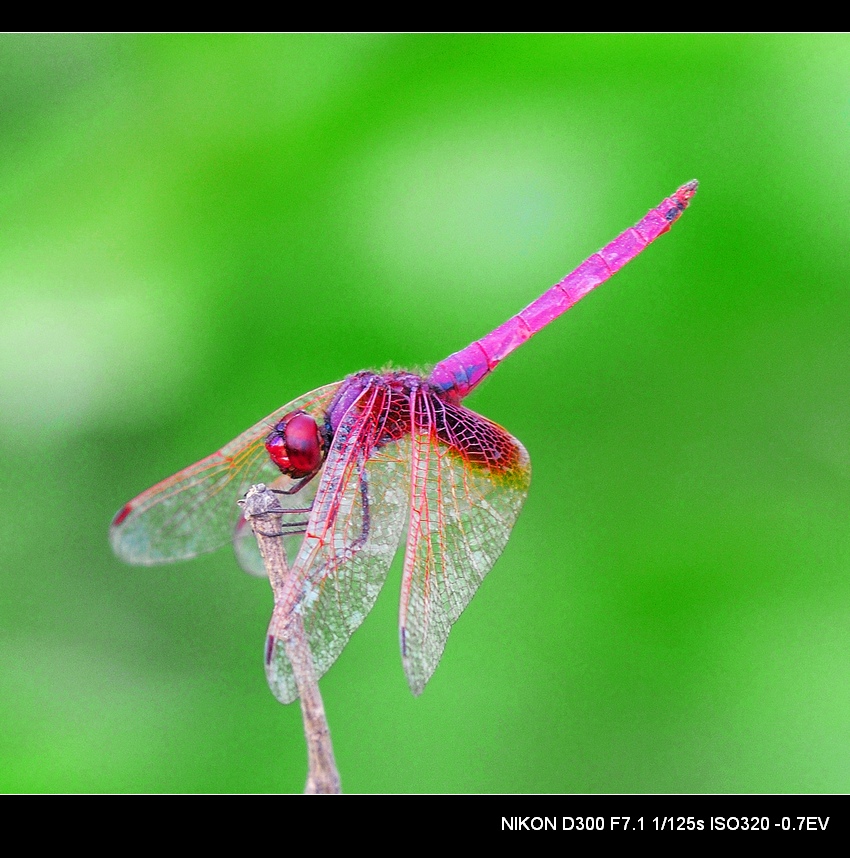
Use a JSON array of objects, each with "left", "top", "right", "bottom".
[{"left": 265, "top": 410, "right": 329, "bottom": 478}]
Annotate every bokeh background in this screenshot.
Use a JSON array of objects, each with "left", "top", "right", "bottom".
[{"left": 2, "top": 33, "right": 849, "bottom": 794}]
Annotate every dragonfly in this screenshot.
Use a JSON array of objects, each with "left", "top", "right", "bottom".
[{"left": 111, "top": 181, "right": 698, "bottom": 703}]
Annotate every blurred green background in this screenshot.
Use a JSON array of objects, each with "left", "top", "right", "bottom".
[{"left": 2, "top": 33, "right": 849, "bottom": 794}]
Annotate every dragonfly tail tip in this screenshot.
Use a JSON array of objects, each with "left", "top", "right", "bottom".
[{"left": 678, "top": 179, "right": 699, "bottom": 198}]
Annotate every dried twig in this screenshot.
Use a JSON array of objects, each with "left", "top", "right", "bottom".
[{"left": 239, "top": 484, "right": 341, "bottom": 795}]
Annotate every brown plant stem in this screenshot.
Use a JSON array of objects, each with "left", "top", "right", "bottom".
[{"left": 239, "top": 484, "right": 341, "bottom": 795}]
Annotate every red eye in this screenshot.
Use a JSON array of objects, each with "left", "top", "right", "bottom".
[{"left": 265, "top": 411, "right": 326, "bottom": 478}]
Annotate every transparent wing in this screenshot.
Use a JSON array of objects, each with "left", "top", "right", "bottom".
[
  {"left": 400, "top": 390, "right": 531, "bottom": 695},
  {"left": 109, "top": 382, "right": 344, "bottom": 565},
  {"left": 266, "top": 382, "right": 412, "bottom": 704}
]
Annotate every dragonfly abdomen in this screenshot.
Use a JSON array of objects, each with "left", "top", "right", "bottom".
[{"left": 428, "top": 181, "right": 698, "bottom": 399}]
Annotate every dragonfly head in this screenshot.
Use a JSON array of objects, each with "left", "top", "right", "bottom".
[{"left": 265, "top": 411, "right": 329, "bottom": 479}]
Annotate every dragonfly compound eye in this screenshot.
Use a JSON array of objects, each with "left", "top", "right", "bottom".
[{"left": 265, "top": 411, "right": 326, "bottom": 478}]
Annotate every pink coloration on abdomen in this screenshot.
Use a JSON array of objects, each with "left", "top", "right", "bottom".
[{"left": 429, "top": 181, "right": 698, "bottom": 399}]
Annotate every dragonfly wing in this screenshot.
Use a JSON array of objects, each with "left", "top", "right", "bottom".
[
  {"left": 266, "top": 381, "right": 411, "bottom": 704},
  {"left": 400, "top": 391, "right": 531, "bottom": 695},
  {"left": 110, "top": 382, "right": 344, "bottom": 565}
]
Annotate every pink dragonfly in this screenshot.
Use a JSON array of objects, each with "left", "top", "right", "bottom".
[{"left": 111, "top": 181, "right": 698, "bottom": 703}]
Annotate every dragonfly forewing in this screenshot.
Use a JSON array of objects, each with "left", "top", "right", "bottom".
[
  {"left": 266, "top": 382, "right": 412, "bottom": 704},
  {"left": 109, "top": 382, "right": 344, "bottom": 565}
]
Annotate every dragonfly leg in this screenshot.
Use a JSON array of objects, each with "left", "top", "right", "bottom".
[
  {"left": 343, "top": 462, "right": 371, "bottom": 556},
  {"left": 251, "top": 517, "right": 310, "bottom": 539},
  {"left": 273, "top": 474, "right": 317, "bottom": 496},
  {"left": 305, "top": 454, "right": 372, "bottom": 581}
]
